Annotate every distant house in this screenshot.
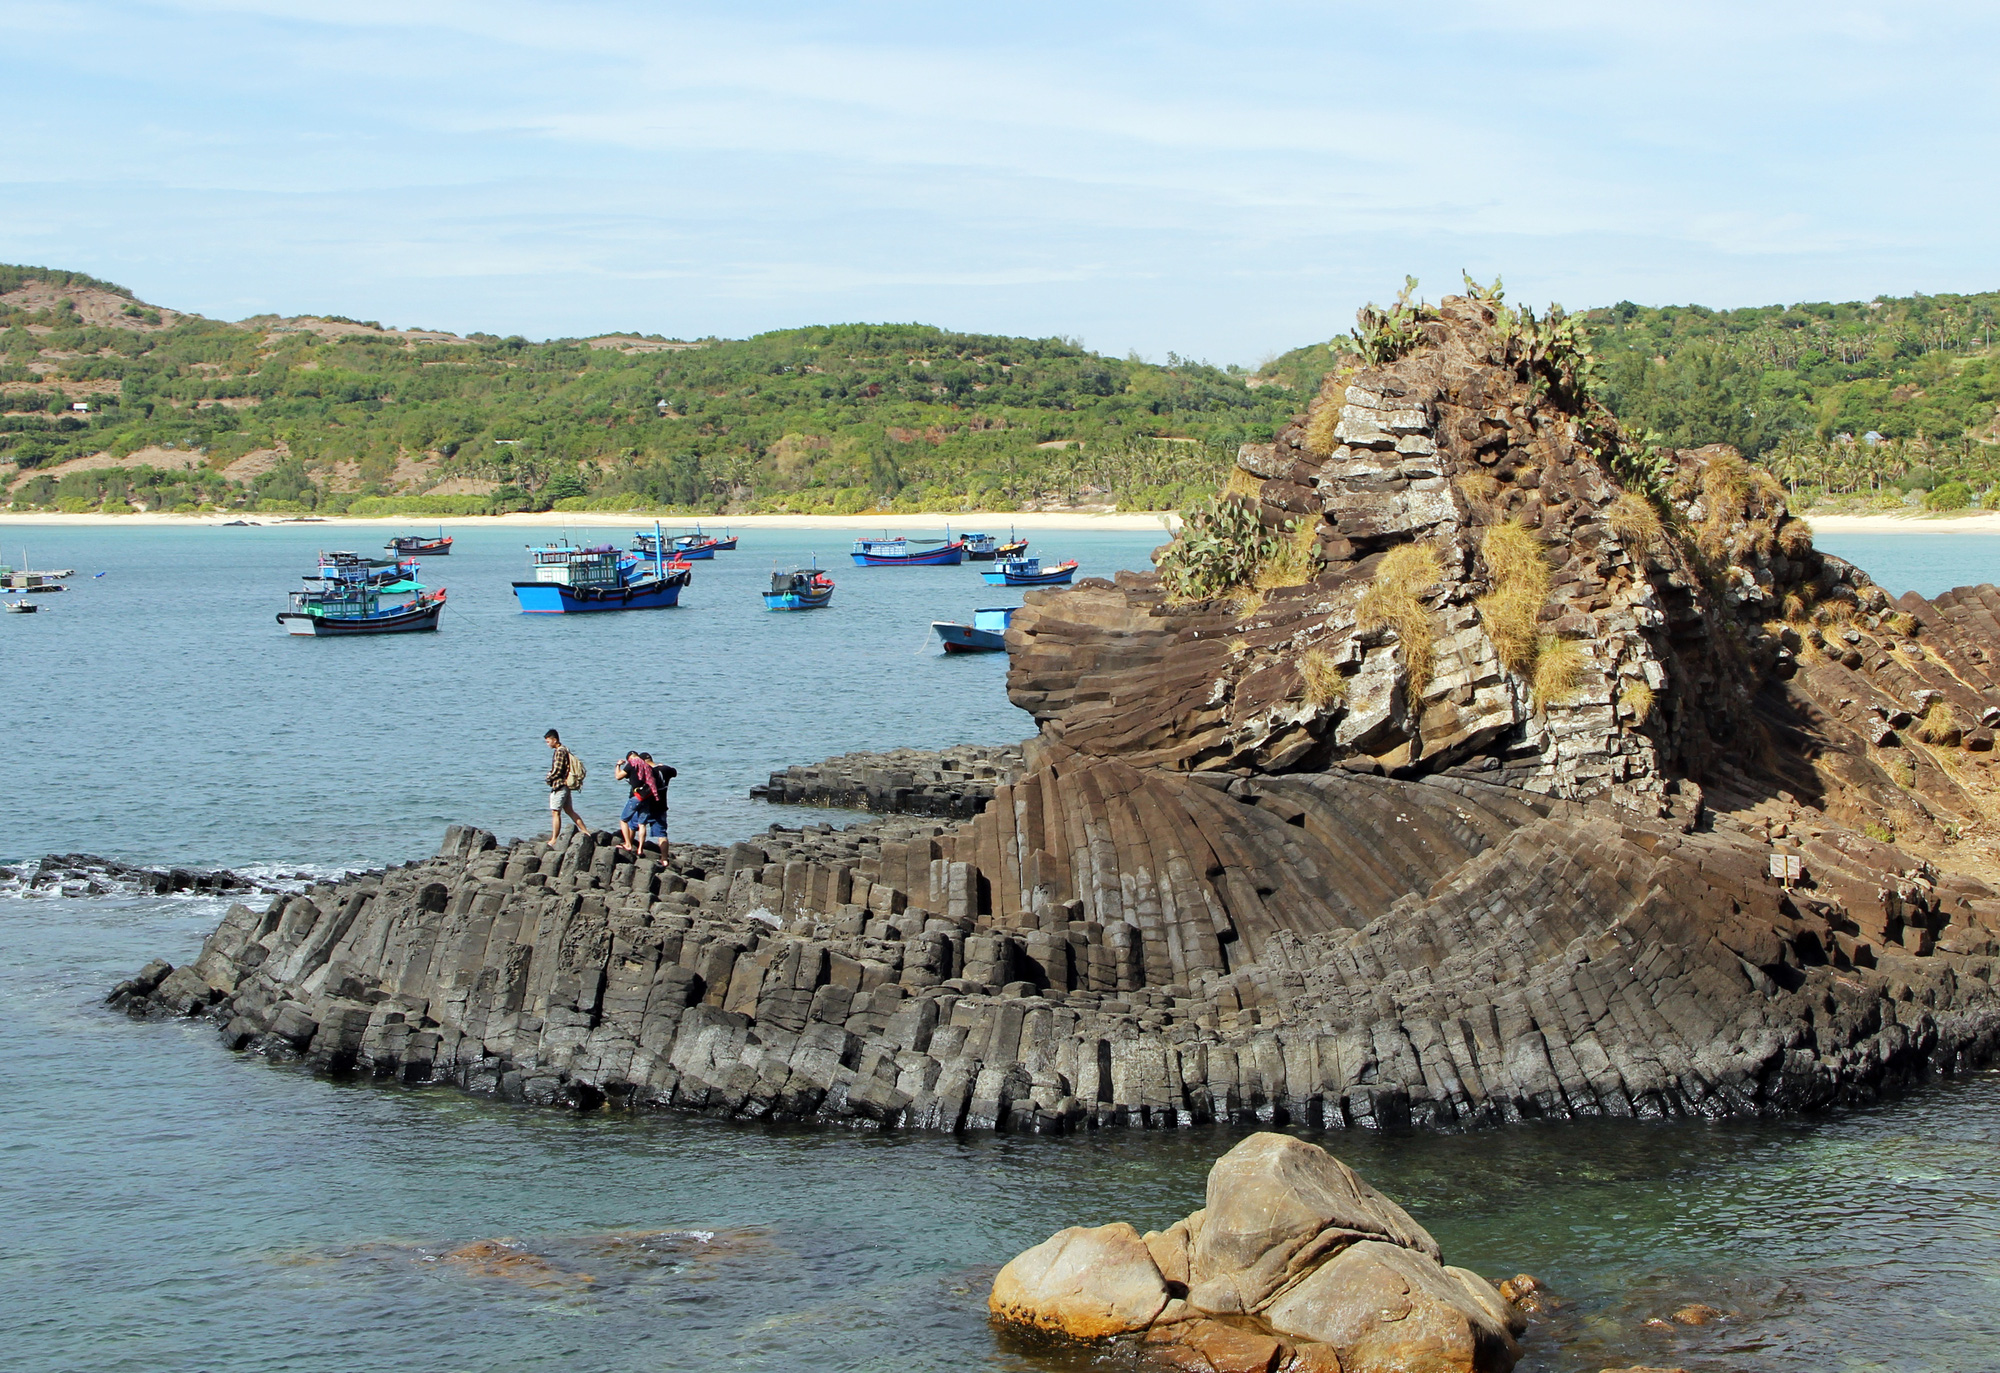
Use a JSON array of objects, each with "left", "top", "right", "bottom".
[
  {"left": 1863, "top": 431, "right": 1885, "bottom": 445},
  {"left": 69, "top": 401, "right": 88, "bottom": 412}
]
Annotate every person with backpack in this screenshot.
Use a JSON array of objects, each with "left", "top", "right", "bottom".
[
  {"left": 636, "top": 751, "right": 676, "bottom": 861},
  {"left": 543, "top": 728, "right": 586, "bottom": 843},
  {"left": 615, "top": 751, "right": 655, "bottom": 855}
]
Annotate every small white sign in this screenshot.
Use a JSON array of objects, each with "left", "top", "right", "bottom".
[{"left": 1768, "top": 853, "right": 1803, "bottom": 882}]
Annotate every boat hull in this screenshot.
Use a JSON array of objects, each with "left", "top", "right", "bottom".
[
  {"left": 852, "top": 544, "right": 965, "bottom": 567},
  {"left": 512, "top": 572, "right": 689, "bottom": 613},
  {"left": 710, "top": 537, "right": 738, "bottom": 551},
  {"left": 982, "top": 561, "right": 1078, "bottom": 586},
  {"left": 764, "top": 589, "right": 834, "bottom": 610},
  {"left": 387, "top": 539, "right": 451, "bottom": 556},
  {"left": 276, "top": 600, "right": 445, "bottom": 635},
  {"left": 933, "top": 621, "right": 1006, "bottom": 652}
]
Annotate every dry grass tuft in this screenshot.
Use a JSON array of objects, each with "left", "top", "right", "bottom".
[
  {"left": 1455, "top": 471, "right": 1500, "bottom": 507},
  {"left": 1618, "top": 677, "right": 1655, "bottom": 722},
  {"left": 1607, "top": 492, "right": 1665, "bottom": 553},
  {"left": 1751, "top": 470, "right": 1788, "bottom": 508},
  {"left": 1253, "top": 520, "right": 1322, "bottom": 590},
  {"left": 1701, "top": 450, "right": 1752, "bottom": 516},
  {"left": 1886, "top": 611, "right": 1920, "bottom": 638},
  {"left": 1357, "top": 543, "right": 1443, "bottom": 700},
  {"left": 1781, "top": 592, "right": 1809, "bottom": 624},
  {"left": 1913, "top": 700, "right": 1963, "bottom": 745},
  {"left": 1299, "top": 648, "right": 1348, "bottom": 708},
  {"left": 1476, "top": 521, "right": 1551, "bottom": 674},
  {"left": 1532, "top": 637, "right": 1586, "bottom": 705},
  {"left": 1226, "top": 637, "right": 1249, "bottom": 655},
  {"left": 1226, "top": 466, "right": 1264, "bottom": 500},
  {"left": 1232, "top": 588, "right": 1265, "bottom": 619},
  {"left": 1778, "top": 519, "right": 1814, "bottom": 558},
  {"left": 1301, "top": 369, "right": 1352, "bottom": 458}
]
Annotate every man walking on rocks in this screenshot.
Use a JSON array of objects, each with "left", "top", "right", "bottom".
[{"left": 544, "top": 729, "right": 585, "bottom": 843}]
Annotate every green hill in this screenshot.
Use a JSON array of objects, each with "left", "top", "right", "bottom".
[
  {"left": 1, "top": 266, "right": 1292, "bottom": 516},
  {"left": 1256, "top": 284, "right": 2000, "bottom": 510}
]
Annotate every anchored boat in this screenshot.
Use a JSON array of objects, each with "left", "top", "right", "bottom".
[
  {"left": 277, "top": 554, "right": 445, "bottom": 636},
  {"left": 851, "top": 532, "right": 967, "bottom": 566},
  {"left": 386, "top": 529, "right": 452, "bottom": 556},
  {"left": 981, "top": 555, "right": 1077, "bottom": 586},
  {"left": 763, "top": 562, "right": 835, "bottom": 610},
  {"left": 932, "top": 605, "right": 1015, "bottom": 652},
  {"left": 633, "top": 525, "right": 724, "bottom": 560},
  {"left": 515, "top": 525, "right": 691, "bottom": 613}
]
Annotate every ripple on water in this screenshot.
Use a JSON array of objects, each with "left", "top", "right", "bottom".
[{"left": 8, "top": 896, "right": 2000, "bottom": 1371}]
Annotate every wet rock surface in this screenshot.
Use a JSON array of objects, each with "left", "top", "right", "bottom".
[
  {"left": 4, "top": 853, "right": 282, "bottom": 899},
  {"left": 751, "top": 744, "right": 1025, "bottom": 819},
  {"left": 990, "top": 1132, "right": 1526, "bottom": 1373},
  {"left": 108, "top": 296, "right": 2000, "bottom": 1132}
]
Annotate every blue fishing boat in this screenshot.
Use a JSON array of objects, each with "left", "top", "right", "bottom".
[
  {"left": 277, "top": 555, "right": 445, "bottom": 636},
  {"left": 963, "top": 532, "right": 998, "bottom": 560},
  {"left": 981, "top": 555, "right": 1077, "bottom": 586},
  {"left": 932, "top": 605, "right": 1015, "bottom": 652},
  {"left": 763, "top": 562, "right": 835, "bottom": 610},
  {"left": 851, "top": 532, "right": 966, "bottom": 566},
  {"left": 632, "top": 528, "right": 720, "bottom": 560},
  {"left": 514, "top": 525, "right": 691, "bottom": 613},
  {"left": 303, "top": 552, "right": 418, "bottom": 588}
]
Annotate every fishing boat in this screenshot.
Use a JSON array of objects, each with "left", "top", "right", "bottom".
[
  {"left": 4, "top": 598, "right": 36, "bottom": 614},
  {"left": 386, "top": 529, "right": 452, "bottom": 556},
  {"left": 963, "top": 532, "right": 999, "bottom": 560},
  {"left": 763, "top": 562, "right": 835, "bottom": 610},
  {"left": 516, "top": 524, "right": 692, "bottom": 613},
  {"left": 982, "top": 555, "right": 1078, "bottom": 586},
  {"left": 932, "top": 606, "right": 1014, "bottom": 652},
  {"left": 304, "top": 552, "right": 418, "bottom": 588},
  {"left": 632, "top": 527, "right": 720, "bottom": 560},
  {"left": 850, "top": 532, "right": 967, "bottom": 566},
  {"left": 995, "top": 534, "right": 1029, "bottom": 558},
  {"left": 276, "top": 557, "right": 445, "bottom": 636},
  {"left": 709, "top": 528, "right": 739, "bottom": 551}
]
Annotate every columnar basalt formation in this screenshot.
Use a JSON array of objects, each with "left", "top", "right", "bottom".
[
  {"left": 114, "top": 295, "right": 2000, "bottom": 1131},
  {"left": 750, "top": 744, "right": 1024, "bottom": 818}
]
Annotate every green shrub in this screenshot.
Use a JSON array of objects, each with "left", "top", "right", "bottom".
[
  {"left": 1925, "top": 481, "right": 1972, "bottom": 512},
  {"left": 1156, "top": 494, "right": 1274, "bottom": 601}
]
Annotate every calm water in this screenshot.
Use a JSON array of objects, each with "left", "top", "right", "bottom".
[{"left": 4, "top": 523, "right": 2000, "bottom": 1373}]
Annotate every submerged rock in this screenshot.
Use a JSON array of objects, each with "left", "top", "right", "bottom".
[{"left": 990, "top": 1132, "right": 1524, "bottom": 1373}]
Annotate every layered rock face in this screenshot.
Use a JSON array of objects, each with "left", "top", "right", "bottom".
[
  {"left": 992, "top": 1132, "right": 1526, "bottom": 1372},
  {"left": 114, "top": 296, "right": 2000, "bottom": 1132}
]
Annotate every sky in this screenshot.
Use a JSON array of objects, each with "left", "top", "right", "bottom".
[{"left": 5, "top": 0, "right": 1998, "bottom": 362}]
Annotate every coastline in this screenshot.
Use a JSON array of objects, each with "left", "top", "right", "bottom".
[
  {"left": 1798, "top": 511, "right": 2000, "bottom": 534},
  {"left": 0, "top": 509, "right": 1175, "bottom": 532}
]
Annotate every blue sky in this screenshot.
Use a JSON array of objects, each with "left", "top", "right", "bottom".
[{"left": 6, "top": 1, "right": 1996, "bottom": 361}]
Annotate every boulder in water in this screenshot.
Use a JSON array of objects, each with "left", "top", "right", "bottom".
[{"left": 989, "top": 1132, "right": 1524, "bottom": 1373}]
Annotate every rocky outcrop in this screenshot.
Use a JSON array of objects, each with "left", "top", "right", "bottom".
[
  {"left": 109, "top": 293, "right": 2000, "bottom": 1132},
  {"left": 991, "top": 1132, "right": 1525, "bottom": 1372},
  {"left": 750, "top": 744, "right": 1024, "bottom": 819},
  {"left": 4, "top": 853, "right": 273, "bottom": 898}
]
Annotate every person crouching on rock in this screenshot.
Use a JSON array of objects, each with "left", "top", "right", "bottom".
[
  {"left": 544, "top": 729, "right": 586, "bottom": 843},
  {"left": 615, "top": 752, "right": 651, "bottom": 855}
]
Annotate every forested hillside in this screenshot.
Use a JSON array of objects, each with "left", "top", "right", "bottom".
[
  {"left": 0, "top": 265, "right": 1289, "bottom": 515},
  {"left": 9, "top": 262, "right": 2000, "bottom": 515}
]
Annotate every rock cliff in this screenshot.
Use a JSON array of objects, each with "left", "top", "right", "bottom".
[{"left": 112, "top": 294, "right": 2000, "bottom": 1133}]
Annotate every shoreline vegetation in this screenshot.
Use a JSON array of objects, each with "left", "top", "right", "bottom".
[
  {"left": 8, "top": 264, "right": 2000, "bottom": 525},
  {"left": 0, "top": 507, "right": 1174, "bottom": 530}
]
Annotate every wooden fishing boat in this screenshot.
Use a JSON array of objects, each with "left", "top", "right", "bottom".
[
  {"left": 386, "top": 530, "right": 452, "bottom": 556},
  {"left": 516, "top": 526, "right": 692, "bottom": 613},
  {"left": 305, "top": 552, "right": 418, "bottom": 587},
  {"left": 995, "top": 536, "right": 1029, "bottom": 558},
  {"left": 981, "top": 556, "right": 1077, "bottom": 586},
  {"left": 277, "top": 588, "right": 446, "bottom": 635},
  {"left": 763, "top": 564, "right": 835, "bottom": 610},
  {"left": 932, "top": 606, "right": 1014, "bottom": 652},
  {"left": 632, "top": 527, "right": 720, "bottom": 560},
  {"left": 851, "top": 534, "right": 967, "bottom": 566},
  {"left": 963, "top": 532, "right": 998, "bottom": 560}
]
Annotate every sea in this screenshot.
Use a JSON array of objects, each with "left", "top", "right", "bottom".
[{"left": 3, "top": 522, "right": 1999, "bottom": 1373}]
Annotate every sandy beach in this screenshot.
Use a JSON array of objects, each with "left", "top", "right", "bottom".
[
  {"left": 1795, "top": 512, "right": 2000, "bottom": 535},
  {"left": 0, "top": 509, "right": 1175, "bottom": 532}
]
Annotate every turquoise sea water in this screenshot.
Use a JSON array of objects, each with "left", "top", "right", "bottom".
[{"left": 4, "top": 523, "right": 2000, "bottom": 1373}]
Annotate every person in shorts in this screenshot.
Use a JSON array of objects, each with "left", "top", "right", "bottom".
[
  {"left": 544, "top": 729, "right": 584, "bottom": 843},
  {"left": 615, "top": 752, "right": 653, "bottom": 855}
]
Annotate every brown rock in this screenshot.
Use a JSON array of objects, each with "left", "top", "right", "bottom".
[
  {"left": 1261, "top": 1240, "right": 1519, "bottom": 1373},
  {"left": 1669, "top": 1303, "right": 1723, "bottom": 1325},
  {"left": 1149, "top": 1318, "right": 1289, "bottom": 1373},
  {"left": 988, "top": 1221, "right": 1169, "bottom": 1339},
  {"left": 1189, "top": 1133, "right": 1439, "bottom": 1314},
  {"left": 1285, "top": 1343, "right": 1346, "bottom": 1373}
]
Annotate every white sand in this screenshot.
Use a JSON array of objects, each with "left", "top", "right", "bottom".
[
  {"left": 1796, "top": 512, "right": 2000, "bottom": 535},
  {"left": 0, "top": 509, "right": 1176, "bottom": 532}
]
